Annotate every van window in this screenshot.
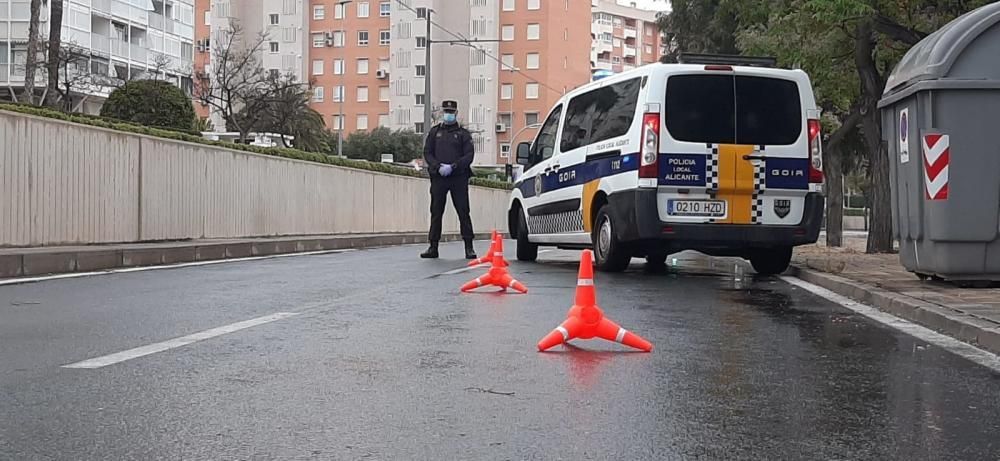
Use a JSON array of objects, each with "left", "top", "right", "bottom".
[
  {"left": 532, "top": 104, "right": 563, "bottom": 162},
  {"left": 560, "top": 77, "right": 641, "bottom": 152},
  {"left": 665, "top": 75, "right": 802, "bottom": 145}
]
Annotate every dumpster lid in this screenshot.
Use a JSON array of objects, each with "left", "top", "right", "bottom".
[{"left": 884, "top": 2, "right": 1000, "bottom": 95}]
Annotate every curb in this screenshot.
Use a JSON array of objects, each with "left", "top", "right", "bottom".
[
  {"left": 789, "top": 265, "right": 1000, "bottom": 356},
  {"left": 0, "top": 233, "right": 489, "bottom": 279}
]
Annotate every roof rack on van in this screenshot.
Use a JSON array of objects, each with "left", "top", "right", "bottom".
[{"left": 676, "top": 53, "right": 777, "bottom": 68}]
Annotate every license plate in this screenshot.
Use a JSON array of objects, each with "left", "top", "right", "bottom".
[{"left": 667, "top": 199, "right": 727, "bottom": 217}]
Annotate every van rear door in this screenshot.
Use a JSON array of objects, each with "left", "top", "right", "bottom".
[{"left": 660, "top": 71, "right": 813, "bottom": 226}]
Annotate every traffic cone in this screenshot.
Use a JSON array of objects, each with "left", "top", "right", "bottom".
[
  {"left": 537, "top": 250, "right": 652, "bottom": 352},
  {"left": 468, "top": 230, "right": 507, "bottom": 267},
  {"left": 460, "top": 237, "right": 527, "bottom": 293}
]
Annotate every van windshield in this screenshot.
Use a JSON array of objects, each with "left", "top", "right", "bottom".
[{"left": 665, "top": 74, "right": 802, "bottom": 145}]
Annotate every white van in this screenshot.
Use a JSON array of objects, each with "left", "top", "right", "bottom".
[{"left": 508, "top": 56, "right": 825, "bottom": 274}]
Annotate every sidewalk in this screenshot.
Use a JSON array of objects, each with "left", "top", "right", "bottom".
[
  {"left": 0, "top": 232, "right": 486, "bottom": 279},
  {"left": 791, "top": 234, "right": 1000, "bottom": 355}
]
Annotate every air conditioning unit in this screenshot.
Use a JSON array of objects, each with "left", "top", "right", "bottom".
[
  {"left": 495, "top": 123, "right": 507, "bottom": 133},
  {"left": 325, "top": 31, "right": 335, "bottom": 47},
  {"left": 375, "top": 69, "right": 388, "bottom": 79}
]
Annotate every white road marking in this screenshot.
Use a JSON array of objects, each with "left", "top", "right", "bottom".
[
  {"left": 62, "top": 312, "right": 300, "bottom": 369},
  {"left": 782, "top": 276, "right": 1000, "bottom": 373},
  {"left": 0, "top": 249, "right": 355, "bottom": 287},
  {"left": 441, "top": 266, "right": 478, "bottom": 275}
]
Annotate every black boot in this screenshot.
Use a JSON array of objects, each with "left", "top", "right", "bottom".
[
  {"left": 464, "top": 240, "right": 477, "bottom": 260},
  {"left": 420, "top": 242, "right": 439, "bottom": 259}
]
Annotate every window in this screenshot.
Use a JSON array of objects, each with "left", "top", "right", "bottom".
[
  {"left": 560, "top": 77, "right": 641, "bottom": 152},
  {"left": 646, "top": 26, "right": 654, "bottom": 36},
  {"left": 525, "top": 112, "right": 539, "bottom": 126},
  {"left": 358, "top": 30, "right": 369, "bottom": 46},
  {"left": 357, "top": 86, "right": 369, "bottom": 102},
  {"left": 645, "top": 45, "right": 653, "bottom": 54},
  {"left": 356, "top": 58, "right": 369, "bottom": 74},
  {"left": 269, "top": 42, "right": 279, "bottom": 53},
  {"left": 415, "top": 65, "right": 425, "bottom": 77},
  {"left": 415, "top": 36, "right": 426, "bottom": 48},
  {"left": 613, "top": 17, "right": 622, "bottom": 27},
  {"left": 204, "top": 11, "right": 211, "bottom": 25},
  {"left": 312, "top": 33, "right": 325, "bottom": 48},
  {"left": 332, "top": 59, "right": 344, "bottom": 75},
  {"left": 358, "top": 2, "right": 370, "bottom": 17},
  {"left": 331, "top": 115, "right": 344, "bottom": 130},
  {"left": 526, "top": 53, "right": 539, "bottom": 69},
  {"left": 665, "top": 75, "right": 802, "bottom": 145},
  {"left": 314, "top": 5, "right": 325, "bottom": 20},
  {"left": 379, "top": 30, "right": 390, "bottom": 45},
  {"left": 415, "top": 94, "right": 425, "bottom": 106},
  {"left": 379, "top": 86, "right": 390, "bottom": 101},
  {"left": 312, "top": 86, "right": 325, "bottom": 102},
  {"left": 379, "top": 1, "right": 390, "bottom": 16},
  {"left": 502, "top": 0, "right": 514, "bottom": 11},
  {"left": 334, "top": 3, "right": 345, "bottom": 19},
  {"left": 378, "top": 114, "right": 390, "bottom": 127},
  {"left": 613, "top": 38, "right": 621, "bottom": 48},
  {"left": 501, "top": 84, "right": 513, "bottom": 100},
  {"left": 415, "top": 122, "right": 425, "bottom": 134},
  {"left": 333, "top": 31, "right": 345, "bottom": 47},
  {"left": 500, "top": 143, "right": 511, "bottom": 158},
  {"left": 312, "top": 59, "right": 324, "bottom": 75},
  {"left": 612, "top": 56, "right": 621, "bottom": 64},
  {"left": 532, "top": 105, "right": 563, "bottom": 162},
  {"left": 601, "top": 32, "right": 612, "bottom": 43},
  {"left": 527, "top": 24, "right": 540, "bottom": 40},
  {"left": 333, "top": 85, "right": 345, "bottom": 102},
  {"left": 269, "top": 13, "right": 279, "bottom": 25},
  {"left": 501, "top": 54, "right": 514, "bottom": 70},
  {"left": 525, "top": 83, "right": 539, "bottom": 100},
  {"left": 357, "top": 114, "right": 369, "bottom": 130},
  {"left": 528, "top": 0, "right": 540, "bottom": 9},
  {"left": 416, "top": 7, "right": 427, "bottom": 18},
  {"left": 502, "top": 25, "right": 514, "bottom": 41}
]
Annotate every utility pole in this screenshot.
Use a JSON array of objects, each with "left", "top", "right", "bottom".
[
  {"left": 337, "top": 0, "right": 353, "bottom": 157},
  {"left": 423, "top": 8, "right": 432, "bottom": 138}
]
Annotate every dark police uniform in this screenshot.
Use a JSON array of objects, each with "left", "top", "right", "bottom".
[{"left": 423, "top": 100, "right": 475, "bottom": 257}]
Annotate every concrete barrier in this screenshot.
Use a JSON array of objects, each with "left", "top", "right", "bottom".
[{"left": 0, "top": 110, "right": 510, "bottom": 247}]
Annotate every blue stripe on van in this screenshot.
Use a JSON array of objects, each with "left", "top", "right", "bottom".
[{"left": 516, "top": 153, "right": 639, "bottom": 198}]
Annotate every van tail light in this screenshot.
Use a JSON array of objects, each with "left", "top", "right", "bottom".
[
  {"left": 638, "top": 112, "right": 659, "bottom": 183},
  {"left": 808, "top": 119, "right": 824, "bottom": 183}
]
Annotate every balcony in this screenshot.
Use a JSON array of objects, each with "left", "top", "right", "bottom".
[
  {"left": 594, "top": 60, "right": 613, "bottom": 71},
  {"left": 624, "top": 28, "right": 637, "bottom": 39},
  {"left": 131, "top": 43, "right": 147, "bottom": 62},
  {"left": 149, "top": 13, "right": 164, "bottom": 29},
  {"left": 623, "top": 45, "right": 637, "bottom": 57},
  {"left": 92, "top": 0, "right": 111, "bottom": 14},
  {"left": 92, "top": 34, "right": 111, "bottom": 54},
  {"left": 0, "top": 65, "right": 8, "bottom": 82},
  {"left": 110, "top": 38, "right": 129, "bottom": 58}
]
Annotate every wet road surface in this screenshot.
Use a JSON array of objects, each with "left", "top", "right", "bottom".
[{"left": 2, "top": 242, "right": 999, "bottom": 460}]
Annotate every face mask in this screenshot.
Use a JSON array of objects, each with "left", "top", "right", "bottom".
[{"left": 443, "top": 113, "right": 457, "bottom": 124}]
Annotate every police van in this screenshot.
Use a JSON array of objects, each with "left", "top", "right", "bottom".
[{"left": 508, "top": 55, "right": 824, "bottom": 274}]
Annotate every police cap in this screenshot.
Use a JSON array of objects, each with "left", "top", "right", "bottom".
[{"left": 441, "top": 100, "right": 459, "bottom": 112}]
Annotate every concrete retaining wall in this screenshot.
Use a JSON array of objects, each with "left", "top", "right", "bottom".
[{"left": 0, "top": 110, "right": 509, "bottom": 247}]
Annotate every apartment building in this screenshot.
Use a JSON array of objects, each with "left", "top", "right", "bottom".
[
  {"left": 308, "top": 0, "right": 391, "bottom": 138},
  {"left": 591, "top": 0, "right": 663, "bottom": 75},
  {"left": 0, "top": 0, "right": 196, "bottom": 113}
]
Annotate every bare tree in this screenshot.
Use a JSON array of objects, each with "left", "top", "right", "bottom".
[
  {"left": 23, "top": 0, "right": 44, "bottom": 104},
  {"left": 45, "top": 0, "right": 64, "bottom": 108},
  {"left": 195, "top": 22, "right": 300, "bottom": 143}
]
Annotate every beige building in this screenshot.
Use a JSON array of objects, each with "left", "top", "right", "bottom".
[{"left": 591, "top": 0, "right": 664, "bottom": 74}]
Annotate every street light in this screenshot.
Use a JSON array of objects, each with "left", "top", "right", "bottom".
[
  {"left": 508, "top": 123, "right": 541, "bottom": 163},
  {"left": 336, "top": 0, "right": 352, "bottom": 158}
]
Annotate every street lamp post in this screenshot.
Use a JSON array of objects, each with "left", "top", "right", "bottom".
[{"left": 336, "top": 0, "right": 352, "bottom": 157}]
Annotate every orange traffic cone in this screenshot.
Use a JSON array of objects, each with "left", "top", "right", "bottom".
[
  {"left": 468, "top": 230, "right": 507, "bottom": 267},
  {"left": 537, "top": 250, "right": 652, "bottom": 352},
  {"left": 461, "top": 237, "right": 527, "bottom": 293}
]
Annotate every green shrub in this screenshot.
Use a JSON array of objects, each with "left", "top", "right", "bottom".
[
  {"left": 100, "top": 80, "right": 196, "bottom": 132},
  {"left": 0, "top": 103, "right": 511, "bottom": 190}
]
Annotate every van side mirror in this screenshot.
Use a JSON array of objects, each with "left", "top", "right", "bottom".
[{"left": 515, "top": 142, "right": 532, "bottom": 165}]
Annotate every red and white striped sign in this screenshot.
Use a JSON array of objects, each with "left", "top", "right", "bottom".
[{"left": 922, "top": 133, "right": 949, "bottom": 200}]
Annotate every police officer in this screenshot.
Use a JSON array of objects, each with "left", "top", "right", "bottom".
[{"left": 420, "top": 100, "right": 477, "bottom": 260}]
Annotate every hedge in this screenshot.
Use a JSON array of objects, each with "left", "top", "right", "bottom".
[{"left": 0, "top": 102, "right": 512, "bottom": 190}]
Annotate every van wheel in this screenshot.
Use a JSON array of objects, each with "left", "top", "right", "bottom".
[
  {"left": 593, "top": 205, "right": 631, "bottom": 272},
  {"left": 516, "top": 212, "right": 538, "bottom": 262},
  {"left": 750, "top": 247, "right": 793, "bottom": 275}
]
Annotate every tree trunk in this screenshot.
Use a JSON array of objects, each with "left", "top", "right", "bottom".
[
  {"left": 855, "top": 20, "right": 894, "bottom": 253},
  {"left": 23, "top": 0, "right": 43, "bottom": 105},
  {"left": 824, "top": 144, "right": 844, "bottom": 247},
  {"left": 45, "top": 0, "right": 64, "bottom": 109}
]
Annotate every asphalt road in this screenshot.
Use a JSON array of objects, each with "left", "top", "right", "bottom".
[{"left": 2, "top": 242, "right": 999, "bottom": 460}]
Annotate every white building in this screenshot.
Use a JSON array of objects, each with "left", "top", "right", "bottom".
[{"left": 0, "top": 0, "right": 196, "bottom": 114}]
